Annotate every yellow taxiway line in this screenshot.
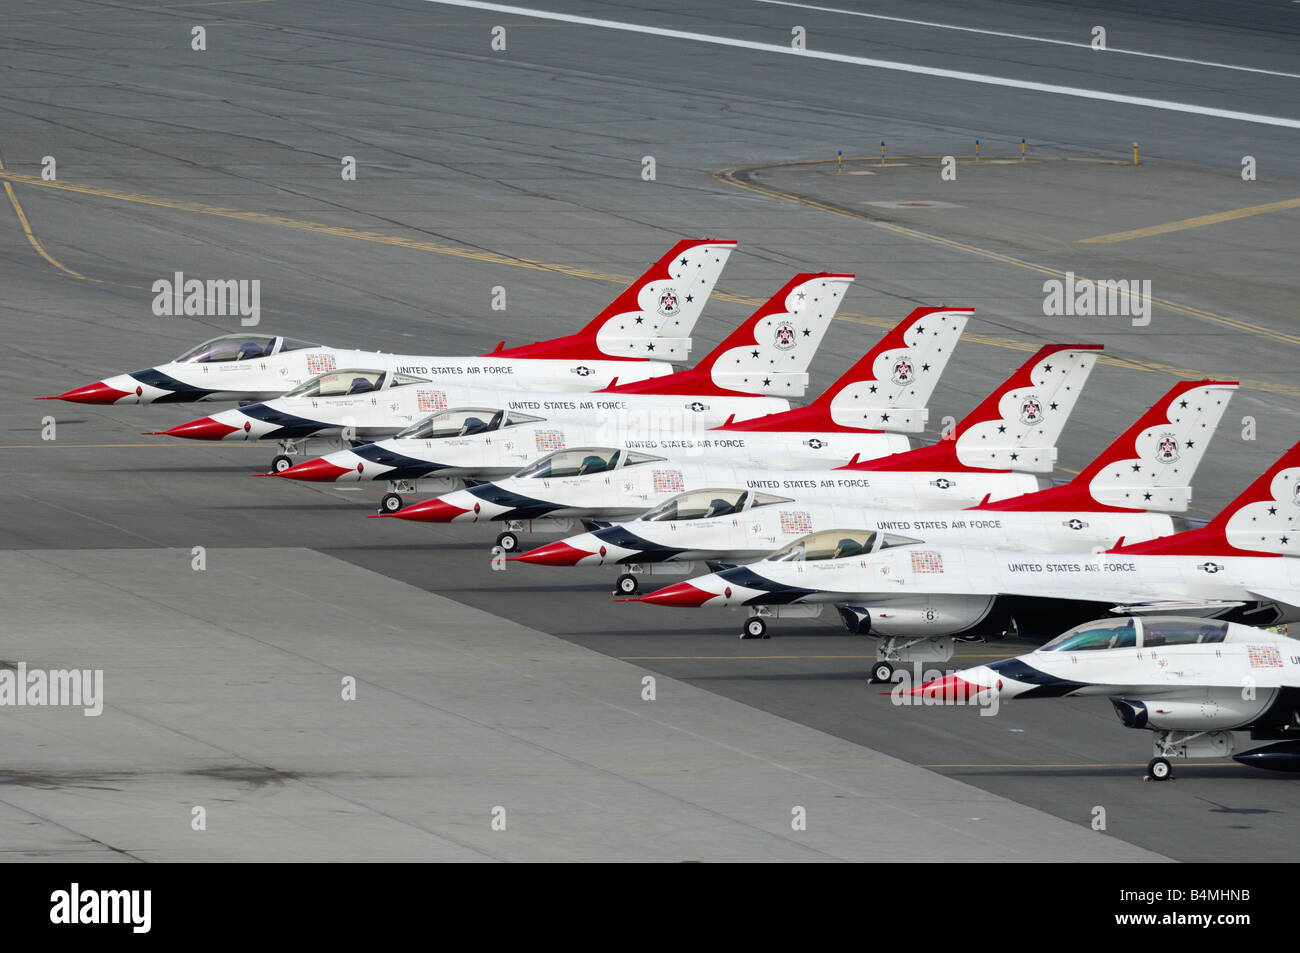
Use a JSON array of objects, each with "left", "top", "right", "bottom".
[{"left": 1080, "top": 196, "right": 1300, "bottom": 244}]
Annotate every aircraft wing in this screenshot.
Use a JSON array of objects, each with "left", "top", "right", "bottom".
[
  {"left": 1108, "top": 600, "right": 1247, "bottom": 615},
  {"left": 1246, "top": 588, "right": 1300, "bottom": 612}
]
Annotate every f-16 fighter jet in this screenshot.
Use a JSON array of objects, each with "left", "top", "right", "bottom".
[
  {"left": 39, "top": 239, "right": 734, "bottom": 405},
  {"left": 517, "top": 379, "right": 1236, "bottom": 598},
  {"left": 908, "top": 616, "right": 1300, "bottom": 780},
  {"left": 637, "top": 428, "right": 1300, "bottom": 688},
  {"left": 149, "top": 271, "right": 849, "bottom": 473},
  {"left": 386, "top": 343, "right": 1100, "bottom": 552},
  {"left": 272, "top": 305, "right": 970, "bottom": 512}
]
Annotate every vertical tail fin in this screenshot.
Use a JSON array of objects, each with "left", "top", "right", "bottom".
[
  {"left": 489, "top": 239, "right": 736, "bottom": 362},
  {"left": 815, "top": 306, "right": 969, "bottom": 432},
  {"left": 1115, "top": 441, "right": 1300, "bottom": 557},
  {"left": 605, "top": 273, "right": 852, "bottom": 397},
  {"left": 979, "top": 380, "right": 1237, "bottom": 513},
  {"left": 716, "top": 306, "right": 969, "bottom": 433},
  {"left": 848, "top": 344, "right": 1101, "bottom": 473}
]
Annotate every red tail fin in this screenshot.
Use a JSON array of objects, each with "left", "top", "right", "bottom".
[
  {"left": 1114, "top": 441, "right": 1300, "bottom": 557},
  {"left": 718, "top": 306, "right": 970, "bottom": 433},
  {"left": 489, "top": 239, "right": 735, "bottom": 362},
  {"left": 604, "top": 273, "right": 852, "bottom": 397},
  {"left": 980, "top": 380, "right": 1237, "bottom": 513},
  {"left": 845, "top": 344, "right": 1101, "bottom": 473}
]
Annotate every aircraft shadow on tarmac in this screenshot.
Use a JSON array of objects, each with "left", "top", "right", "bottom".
[{"left": 684, "top": 670, "right": 869, "bottom": 684}]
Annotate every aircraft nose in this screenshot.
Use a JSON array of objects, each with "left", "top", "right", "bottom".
[
  {"left": 904, "top": 673, "right": 994, "bottom": 702},
  {"left": 39, "top": 381, "right": 133, "bottom": 404},
  {"left": 626, "top": 581, "right": 717, "bottom": 607},
  {"left": 379, "top": 497, "right": 469, "bottom": 522},
  {"left": 510, "top": 541, "right": 592, "bottom": 566},
  {"left": 276, "top": 457, "right": 353, "bottom": 481},
  {"left": 146, "top": 416, "right": 242, "bottom": 440}
]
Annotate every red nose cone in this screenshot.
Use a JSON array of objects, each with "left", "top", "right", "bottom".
[
  {"left": 631, "top": 581, "right": 717, "bottom": 607},
  {"left": 388, "top": 498, "right": 470, "bottom": 522},
  {"left": 40, "top": 381, "right": 132, "bottom": 404},
  {"left": 277, "top": 457, "right": 353, "bottom": 482},
  {"left": 510, "top": 541, "right": 590, "bottom": 566},
  {"left": 153, "top": 416, "right": 241, "bottom": 440},
  {"left": 905, "top": 674, "right": 989, "bottom": 701}
]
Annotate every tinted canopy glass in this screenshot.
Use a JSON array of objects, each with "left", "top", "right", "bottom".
[
  {"left": 642, "top": 489, "right": 750, "bottom": 523},
  {"left": 176, "top": 334, "right": 279, "bottom": 363},
  {"left": 1041, "top": 618, "right": 1137, "bottom": 652},
  {"left": 1140, "top": 618, "right": 1228, "bottom": 647},
  {"left": 515, "top": 448, "right": 622, "bottom": 480},
  {"left": 396, "top": 408, "right": 506, "bottom": 439},
  {"left": 769, "top": 529, "right": 880, "bottom": 563},
  {"left": 283, "top": 369, "right": 386, "bottom": 398}
]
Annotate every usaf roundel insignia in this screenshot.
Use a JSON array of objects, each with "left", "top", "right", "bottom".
[
  {"left": 891, "top": 357, "right": 914, "bottom": 385},
  {"left": 774, "top": 321, "right": 797, "bottom": 350},
  {"left": 1198, "top": 561, "right": 1222, "bottom": 574},
  {"left": 657, "top": 288, "right": 680, "bottom": 317},
  {"left": 1019, "top": 395, "right": 1044, "bottom": 425},
  {"left": 1156, "top": 432, "right": 1180, "bottom": 463}
]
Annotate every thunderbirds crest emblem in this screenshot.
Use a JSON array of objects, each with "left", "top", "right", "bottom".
[
  {"left": 657, "top": 289, "right": 680, "bottom": 317},
  {"left": 1019, "top": 396, "right": 1044, "bottom": 426},
  {"left": 774, "top": 321, "right": 797, "bottom": 350},
  {"left": 1156, "top": 433, "right": 1180, "bottom": 463},
  {"left": 891, "top": 357, "right": 914, "bottom": 385}
]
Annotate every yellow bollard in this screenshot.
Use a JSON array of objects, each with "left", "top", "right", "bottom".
[
  {"left": 1132, "top": 141, "right": 1139, "bottom": 165},
  {"left": 975, "top": 139, "right": 980, "bottom": 163},
  {"left": 1020, "top": 137, "right": 1026, "bottom": 160},
  {"left": 880, "top": 140, "right": 885, "bottom": 165}
]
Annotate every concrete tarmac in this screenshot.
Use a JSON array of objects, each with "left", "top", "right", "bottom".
[{"left": 2, "top": 0, "right": 1298, "bottom": 861}]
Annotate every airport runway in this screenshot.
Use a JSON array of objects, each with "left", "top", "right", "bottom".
[{"left": 2, "top": 0, "right": 1299, "bottom": 861}]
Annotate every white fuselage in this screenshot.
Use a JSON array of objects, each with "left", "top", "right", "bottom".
[
  {"left": 676, "top": 543, "right": 1300, "bottom": 626},
  {"left": 189, "top": 385, "right": 792, "bottom": 441},
  {"left": 557, "top": 502, "right": 1179, "bottom": 566},
  {"left": 107, "top": 349, "right": 672, "bottom": 404},
  {"left": 297, "top": 425, "right": 913, "bottom": 483},
  {"left": 431, "top": 465, "right": 1044, "bottom": 525}
]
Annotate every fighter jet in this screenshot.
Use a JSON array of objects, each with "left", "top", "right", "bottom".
[
  {"left": 635, "top": 430, "right": 1300, "bottom": 684},
  {"left": 517, "top": 379, "right": 1236, "bottom": 597},
  {"left": 39, "top": 238, "right": 734, "bottom": 405},
  {"left": 387, "top": 343, "right": 1101, "bottom": 552},
  {"left": 271, "top": 304, "right": 970, "bottom": 512},
  {"left": 908, "top": 616, "right": 1300, "bottom": 780},
  {"left": 148, "top": 272, "right": 849, "bottom": 473}
]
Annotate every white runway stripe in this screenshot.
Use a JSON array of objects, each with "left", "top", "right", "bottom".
[
  {"left": 422, "top": 0, "right": 1300, "bottom": 129},
  {"left": 756, "top": 0, "right": 1300, "bottom": 81}
]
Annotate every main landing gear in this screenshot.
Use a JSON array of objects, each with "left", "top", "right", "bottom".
[
  {"left": 742, "top": 617, "right": 769, "bottom": 640},
  {"left": 615, "top": 573, "right": 640, "bottom": 596},
  {"left": 495, "top": 530, "right": 520, "bottom": 553},
  {"left": 379, "top": 493, "right": 404, "bottom": 514}
]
